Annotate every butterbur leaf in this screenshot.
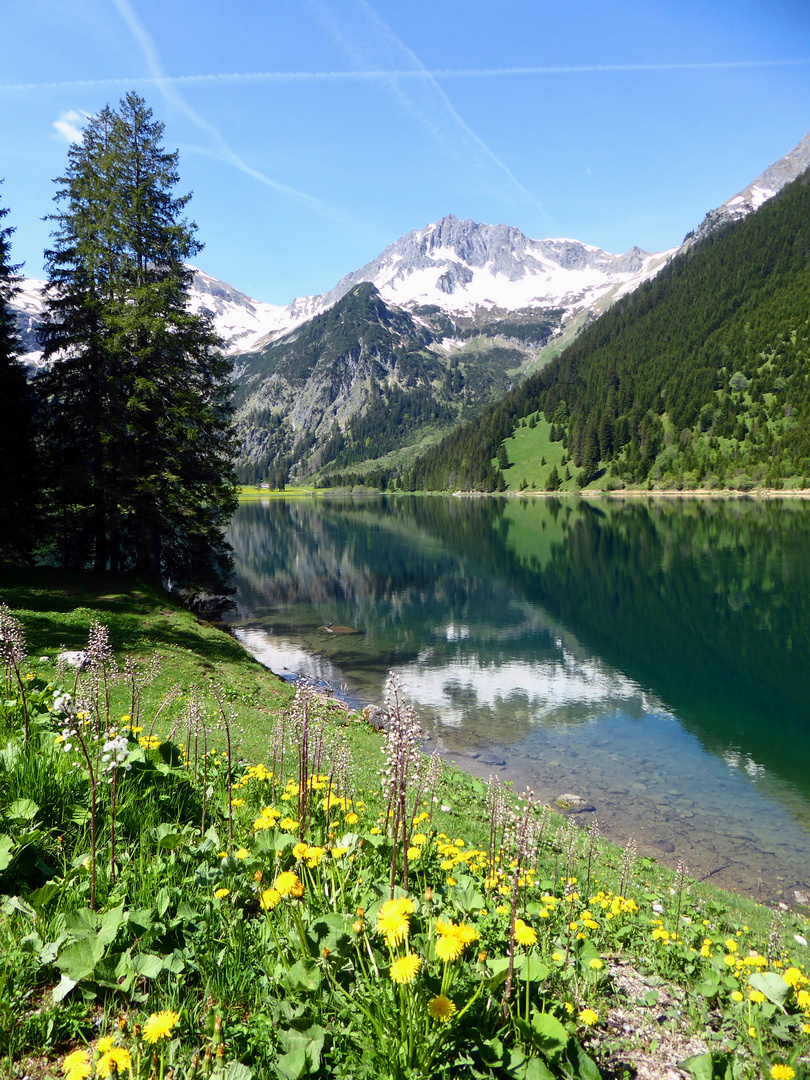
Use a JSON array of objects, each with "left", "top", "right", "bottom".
[
  {"left": 276, "top": 1046, "right": 308, "bottom": 1080},
  {"left": 747, "top": 972, "right": 790, "bottom": 1007},
  {"left": 8, "top": 798, "right": 38, "bottom": 821},
  {"left": 281, "top": 960, "right": 322, "bottom": 994},
  {"left": 224, "top": 1065, "right": 253, "bottom": 1080},
  {"left": 52, "top": 974, "right": 77, "bottom": 1003},
  {"left": 679, "top": 1051, "right": 737, "bottom": 1080},
  {"left": 567, "top": 1041, "right": 602, "bottom": 1080},
  {"left": 0, "top": 836, "right": 16, "bottom": 871},
  {"left": 54, "top": 935, "right": 105, "bottom": 982},
  {"left": 529, "top": 1010, "right": 569, "bottom": 1057},
  {"left": 522, "top": 1057, "right": 556, "bottom": 1080}
]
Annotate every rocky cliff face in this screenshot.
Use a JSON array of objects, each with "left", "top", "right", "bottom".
[{"left": 687, "top": 129, "right": 810, "bottom": 247}]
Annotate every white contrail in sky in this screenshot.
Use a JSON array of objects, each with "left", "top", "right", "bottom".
[
  {"left": 108, "top": 0, "right": 347, "bottom": 223},
  {"left": 1, "top": 56, "right": 808, "bottom": 94}
]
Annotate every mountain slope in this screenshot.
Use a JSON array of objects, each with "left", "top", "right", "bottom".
[
  {"left": 688, "top": 129, "right": 810, "bottom": 247},
  {"left": 234, "top": 282, "right": 522, "bottom": 486},
  {"left": 401, "top": 166, "right": 810, "bottom": 492}
]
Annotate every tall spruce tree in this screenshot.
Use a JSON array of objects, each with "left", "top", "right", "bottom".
[
  {"left": 0, "top": 185, "right": 37, "bottom": 562},
  {"left": 39, "top": 93, "right": 237, "bottom": 587}
]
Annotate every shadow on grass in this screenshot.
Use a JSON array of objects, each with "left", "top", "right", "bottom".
[{"left": 0, "top": 566, "right": 252, "bottom": 668}]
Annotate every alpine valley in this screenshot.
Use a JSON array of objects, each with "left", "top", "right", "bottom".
[{"left": 12, "top": 127, "right": 810, "bottom": 489}]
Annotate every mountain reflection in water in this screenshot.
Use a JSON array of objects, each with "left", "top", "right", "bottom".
[{"left": 225, "top": 494, "right": 810, "bottom": 903}]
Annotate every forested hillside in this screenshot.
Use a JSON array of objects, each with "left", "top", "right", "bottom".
[
  {"left": 233, "top": 283, "right": 549, "bottom": 485},
  {"left": 392, "top": 166, "right": 810, "bottom": 492}
]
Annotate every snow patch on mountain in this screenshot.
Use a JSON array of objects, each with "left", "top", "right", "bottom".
[{"left": 688, "top": 128, "right": 810, "bottom": 245}]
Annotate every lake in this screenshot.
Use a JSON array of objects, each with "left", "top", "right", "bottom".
[{"left": 224, "top": 494, "right": 810, "bottom": 905}]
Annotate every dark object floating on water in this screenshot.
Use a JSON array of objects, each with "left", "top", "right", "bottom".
[{"left": 321, "top": 623, "right": 358, "bottom": 635}]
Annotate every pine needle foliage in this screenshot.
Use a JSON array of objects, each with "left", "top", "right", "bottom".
[
  {"left": 0, "top": 185, "right": 38, "bottom": 562},
  {"left": 38, "top": 93, "right": 237, "bottom": 587}
]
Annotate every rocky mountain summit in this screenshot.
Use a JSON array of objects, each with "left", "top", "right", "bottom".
[{"left": 688, "top": 128, "right": 810, "bottom": 246}]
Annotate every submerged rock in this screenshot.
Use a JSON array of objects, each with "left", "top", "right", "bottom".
[{"left": 554, "top": 793, "right": 595, "bottom": 812}]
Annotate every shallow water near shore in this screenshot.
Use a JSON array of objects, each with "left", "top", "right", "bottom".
[{"left": 225, "top": 494, "right": 810, "bottom": 904}]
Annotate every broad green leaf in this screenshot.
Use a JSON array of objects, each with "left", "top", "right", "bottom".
[
  {"left": 748, "top": 972, "right": 790, "bottom": 1007},
  {"left": 529, "top": 1010, "right": 569, "bottom": 1056},
  {"left": 567, "top": 1041, "right": 602, "bottom": 1080},
  {"left": 52, "top": 974, "right": 77, "bottom": 1004},
  {"left": 281, "top": 960, "right": 322, "bottom": 994},
  {"left": 55, "top": 935, "right": 105, "bottom": 982},
  {"left": 131, "top": 952, "right": 163, "bottom": 979},
  {"left": 276, "top": 1046, "right": 308, "bottom": 1080},
  {"left": 8, "top": 798, "right": 38, "bottom": 821},
  {"left": 0, "top": 835, "right": 14, "bottom": 872},
  {"left": 679, "top": 1051, "right": 736, "bottom": 1080},
  {"left": 522, "top": 1057, "right": 555, "bottom": 1080},
  {"left": 523, "top": 957, "right": 550, "bottom": 983},
  {"left": 224, "top": 1064, "right": 253, "bottom": 1080},
  {"left": 98, "top": 904, "right": 124, "bottom": 945}
]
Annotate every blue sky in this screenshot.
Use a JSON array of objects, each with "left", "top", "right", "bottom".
[{"left": 1, "top": 0, "right": 809, "bottom": 304}]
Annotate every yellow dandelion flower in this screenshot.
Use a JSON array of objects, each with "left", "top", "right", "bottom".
[
  {"left": 435, "top": 935, "right": 464, "bottom": 963},
  {"left": 97, "top": 1047, "right": 132, "bottom": 1076},
  {"left": 579, "top": 1008, "right": 598, "bottom": 1027},
  {"left": 748, "top": 1026, "right": 757, "bottom": 1038},
  {"left": 427, "top": 995, "right": 457, "bottom": 1023},
  {"left": 749, "top": 989, "right": 766, "bottom": 1003},
  {"left": 214, "top": 887, "right": 230, "bottom": 899},
  {"left": 278, "top": 817, "right": 299, "bottom": 832},
  {"left": 260, "top": 887, "right": 282, "bottom": 910},
  {"left": 412, "top": 833, "right": 428, "bottom": 845},
  {"left": 143, "top": 1010, "right": 180, "bottom": 1043},
  {"left": 62, "top": 1048, "right": 91, "bottom": 1079},
  {"left": 390, "top": 953, "right": 421, "bottom": 985},
  {"left": 275, "top": 871, "right": 303, "bottom": 897},
  {"left": 233, "top": 848, "right": 249, "bottom": 860},
  {"left": 731, "top": 991, "right": 744, "bottom": 1002},
  {"left": 589, "top": 957, "right": 604, "bottom": 970},
  {"left": 783, "top": 967, "right": 803, "bottom": 987},
  {"left": 514, "top": 919, "right": 537, "bottom": 948},
  {"left": 769, "top": 1067, "right": 796, "bottom": 1080}
]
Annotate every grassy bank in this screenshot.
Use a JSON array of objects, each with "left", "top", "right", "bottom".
[{"left": 1, "top": 568, "right": 809, "bottom": 1080}]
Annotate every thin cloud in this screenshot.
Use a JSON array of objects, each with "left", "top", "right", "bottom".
[
  {"left": 306, "top": 0, "right": 553, "bottom": 224},
  {"left": 108, "top": 0, "right": 348, "bottom": 224},
  {"left": 52, "top": 108, "right": 88, "bottom": 143},
  {"left": 2, "top": 56, "right": 807, "bottom": 96}
]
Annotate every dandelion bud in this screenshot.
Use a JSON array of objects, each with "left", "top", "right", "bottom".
[
  {"left": 356, "top": 906, "right": 365, "bottom": 918},
  {"left": 321, "top": 947, "right": 331, "bottom": 959},
  {"left": 254, "top": 869, "right": 263, "bottom": 883},
  {"left": 478, "top": 950, "right": 488, "bottom": 964},
  {"left": 216, "top": 1045, "right": 225, "bottom": 1059},
  {"left": 202, "top": 1047, "right": 213, "bottom": 1078},
  {"left": 353, "top": 920, "right": 363, "bottom": 935},
  {"left": 117, "top": 1016, "right": 128, "bottom": 1033},
  {"left": 424, "top": 887, "right": 433, "bottom": 901},
  {"left": 212, "top": 1015, "right": 223, "bottom": 1046}
]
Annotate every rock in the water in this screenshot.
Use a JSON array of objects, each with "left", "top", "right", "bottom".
[
  {"left": 477, "top": 752, "right": 506, "bottom": 767},
  {"left": 554, "top": 793, "right": 595, "bottom": 812}
]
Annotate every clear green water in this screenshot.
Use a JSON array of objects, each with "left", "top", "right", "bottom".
[{"left": 225, "top": 494, "right": 810, "bottom": 903}]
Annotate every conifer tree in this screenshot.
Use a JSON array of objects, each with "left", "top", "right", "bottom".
[
  {"left": 39, "top": 94, "right": 237, "bottom": 588},
  {"left": 0, "top": 186, "right": 37, "bottom": 562}
]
